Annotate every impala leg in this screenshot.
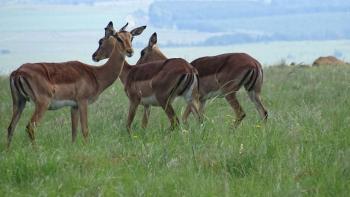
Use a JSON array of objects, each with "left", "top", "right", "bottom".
[
  {"left": 194, "top": 100, "right": 206, "bottom": 123},
  {"left": 189, "top": 102, "right": 202, "bottom": 123},
  {"left": 159, "top": 99, "right": 179, "bottom": 130},
  {"left": 7, "top": 98, "right": 26, "bottom": 148},
  {"left": 190, "top": 81, "right": 202, "bottom": 122},
  {"left": 247, "top": 91, "right": 268, "bottom": 121},
  {"left": 71, "top": 106, "right": 79, "bottom": 143},
  {"left": 225, "top": 92, "right": 246, "bottom": 127},
  {"left": 182, "top": 104, "right": 192, "bottom": 124},
  {"left": 199, "top": 100, "right": 206, "bottom": 115},
  {"left": 182, "top": 100, "right": 206, "bottom": 124},
  {"left": 126, "top": 101, "right": 139, "bottom": 134},
  {"left": 78, "top": 101, "right": 89, "bottom": 143},
  {"left": 141, "top": 105, "right": 150, "bottom": 129},
  {"left": 26, "top": 101, "right": 49, "bottom": 145}
]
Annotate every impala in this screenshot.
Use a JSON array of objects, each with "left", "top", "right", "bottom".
[
  {"left": 92, "top": 22, "right": 200, "bottom": 131},
  {"left": 137, "top": 32, "right": 268, "bottom": 126},
  {"left": 6, "top": 22, "right": 146, "bottom": 147}
]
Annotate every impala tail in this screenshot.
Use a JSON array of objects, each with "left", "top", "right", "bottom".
[
  {"left": 191, "top": 74, "right": 201, "bottom": 111},
  {"left": 239, "top": 63, "right": 263, "bottom": 92},
  {"left": 172, "top": 72, "right": 200, "bottom": 112},
  {"left": 10, "top": 71, "right": 33, "bottom": 102}
]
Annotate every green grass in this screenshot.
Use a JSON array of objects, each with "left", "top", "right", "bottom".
[{"left": 0, "top": 65, "right": 349, "bottom": 196}]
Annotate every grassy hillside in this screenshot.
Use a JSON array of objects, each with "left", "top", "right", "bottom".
[{"left": 0, "top": 65, "right": 349, "bottom": 196}]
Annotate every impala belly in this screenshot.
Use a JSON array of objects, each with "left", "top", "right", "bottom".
[
  {"left": 49, "top": 99, "right": 77, "bottom": 110},
  {"left": 134, "top": 80, "right": 160, "bottom": 106},
  {"left": 202, "top": 89, "right": 224, "bottom": 100},
  {"left": 141, "top": 95, "right": 159, "bottom": 106},
  {"left": 199, "top": 74, "right": 224, "bottom": 100}
]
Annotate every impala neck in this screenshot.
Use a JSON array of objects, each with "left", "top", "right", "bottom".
[
  {"left": 96, "top": 46, "right": 125, "bottom": 92},
  {"left": 119, "top": 61, "right": 132, "bottom": 85}
]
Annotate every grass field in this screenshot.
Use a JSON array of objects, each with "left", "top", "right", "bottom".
[{"left": 0, "top": 65, "right": 349, "bottom": 196}]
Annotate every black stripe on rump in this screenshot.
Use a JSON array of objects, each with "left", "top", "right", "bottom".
[
  {"left": 238, "top": 69, "right": 253, "bottom": 88},
  {"left": 178, "top": 74, "right": 194, "bottom": 96},
  {"left": 246, "top": 68, "right": 259, "bottom": 91}
]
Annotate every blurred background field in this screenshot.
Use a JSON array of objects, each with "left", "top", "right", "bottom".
[{"left": 1, "top": 1, "right": 350, "bottom": 196}]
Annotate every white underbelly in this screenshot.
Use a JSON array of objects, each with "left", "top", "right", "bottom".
[
  {"left": 203, "top": 89, "right": 224, "bottom": 100},
  {"left": 141, "top": 95, "right": 159, "bottom": 106},
  {"left": 49, "top": 99, "right": 77, "bottom": 110}
]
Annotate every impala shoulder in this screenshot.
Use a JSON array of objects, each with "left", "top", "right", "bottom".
[
  {"left": 68, "top": 60, "right": 83, "bottom": 65},
  {"left": 167, "top": 58, "right": 189, "bottom": 65},
  {"left": 191, "top": 56, "right": 209, "bottom": 64}
]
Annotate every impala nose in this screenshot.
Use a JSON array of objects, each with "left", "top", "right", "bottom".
[
  {"left": 126, "top": 49, "right": 134, "bottom": 57},
  {"left": 92, "top": 52, "right": 98, "bottom": 62}
]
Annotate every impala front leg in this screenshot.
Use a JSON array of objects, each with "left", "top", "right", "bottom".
[
  {"left": 78, "top": 100, "right": 89, "bottom": 143},
  {"left": 71, "top": 106, "right": 79, "bottom": 143},
  {"left": 126, "top": 101, "right": 139, "bottom": 135}
]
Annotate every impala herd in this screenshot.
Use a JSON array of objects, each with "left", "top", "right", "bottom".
[{"left": 6, "top": 21, "right": 268, "bottom": 148}]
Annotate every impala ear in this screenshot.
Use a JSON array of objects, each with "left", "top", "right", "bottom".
[
  {"left": 106, "top": 21, "right": 113, "bottom": 29},
  {"left": 119, "top": 22, "right": 128, "bottom": 31},
  {"left": 130, "top": 25, "right": 147, "bottom": 36},
  {"left": 105, "top": 21, "right": 116, "bottom": 37},
  {"left": 149, "top": 32, "right": 157, "bottom": 47}
]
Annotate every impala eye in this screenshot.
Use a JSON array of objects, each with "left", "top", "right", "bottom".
[{"left": 141, "top": 50, "right": 145, "bottom": 56}]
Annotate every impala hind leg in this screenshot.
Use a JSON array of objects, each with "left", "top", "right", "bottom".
[
  {"left": 126, "top": 101, "right": 140, "bottom": 134},
  {"left": 198, "top": 100, "right": 206, "bottom": 116},
  {"left": 26, "top": 101, "right": 49, "bottom": 145},
  {"left": 182, "top": 104, "right": 192, "bottom": 124},
  {"left": 183, "top": 101, "right": 205, "bottom": 123},
  {"left": 7, "top": 97, "right": 26, "bottom": 148},
  {"left": 71, "top": 106, "right": 79, "bottom": 143},
  {"left": 225, "top": 92, "right": 246, "bottom": 127},
  {"left": 141, "top": 105, "right": 151, "bottom": 129},
  {"left": 247, "top": 91, "right": 268, "bottom": 121},
  {"left": 158, "top": 99, "right": 179, "bottom": 130},
  {"left": 193, "top": 100, "right": 206, "bottom": 123}
]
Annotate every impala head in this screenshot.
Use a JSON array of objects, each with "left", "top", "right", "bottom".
[
  {"left": 136, "top": 32, "right": 167, "bottom": 64},
  {"left": 104, "top": 21, "right": 129, "bottom": 37},
  {"left": 92, "top": 21, "right": 146, "bottom": 62}
]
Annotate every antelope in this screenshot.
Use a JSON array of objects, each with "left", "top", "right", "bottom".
[
  {"left": 92, "top": 22, "right": 200, "bottom": 131},
  {"left": 6, "top": 22, "right": 146, "bottom": 148},
  {"left": 137, "top": 32, "right": 268, "bottom": 126}
]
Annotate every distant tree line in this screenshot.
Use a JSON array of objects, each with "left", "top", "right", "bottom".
[{"left": 148, "top": 0, "right": 350, "bottom": 45}]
